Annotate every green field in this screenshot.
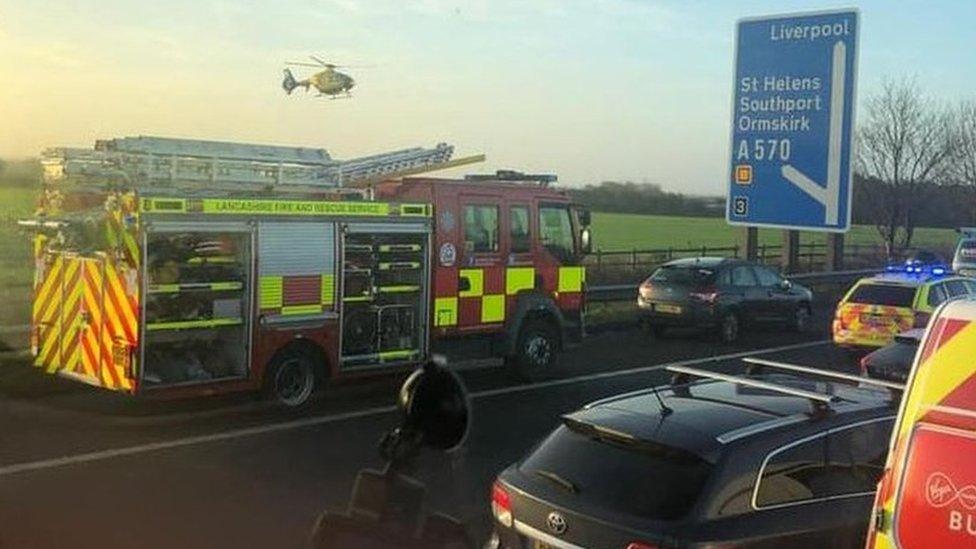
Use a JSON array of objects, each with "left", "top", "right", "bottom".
[{"left": 589, "top": 212, "right": 958, "bottom": 252}]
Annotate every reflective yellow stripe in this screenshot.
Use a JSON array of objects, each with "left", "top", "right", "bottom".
[
  {"left": 146, "top": 318, "right": 242, "bottom": 331},
  {"left": 459, "top": 268, "right": 484, "bottom": 297},
  {"left": 140, "top": 198, "right": 187, "bottom": 213},
  {"left": 378, "top": 244, "right": 421, "bottom": 252},
  {"left": 434, "top": 297, "right": 458, "bottom": 327},
  {"left": 398, "top": 203, "right": 431, "bottom": 217},
  {"left": 481, "top": 294, "right": 505, "bottom": 323},
  {"left": 149, "top": 281, "right": 243, "bottom": 293},
  {"left": 281, "top": 304, "right": 323, "bottom": 316},
  {"left": 506, "top": 267, "right": 535, "bottom": 295},
  {"left": 378, "top": 285, "right": 420, "bottom": 293},
  {"left": 379, "top": 349, "right": 419, "bottom": 361},
  {"left": 558, "top": 266, "right": 585, "bottom": 293},
  {"left": 201, "top": 198, "right": 392, "bottom": 217},
  {"left": 259, "top": 276, "right": 283, "bottom": 309},
  {"left": 321, "top": 274, "right": 336, "bottom": 306},
  {"left": 343, "top": 295, "right": 372, "bottom": 303}
]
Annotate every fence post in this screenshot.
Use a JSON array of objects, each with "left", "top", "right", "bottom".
[
  {"left": 701, "top": 245, "right": 707, "bottom": 257},
  {"left": 632, "top": 248, "right": 637, "bottom": 270},
  {"left": 826, "top": 233, "right": 844, "bottom": 271},
  {"left": 760, "top": 243, "right": 766, "bottom": 264},
  {"left": 597, "top": 248, "right": 602, "bottom": 268}
]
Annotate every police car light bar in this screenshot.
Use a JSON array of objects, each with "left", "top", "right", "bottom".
[{"left": 884, "top": 260, "right": 950, "bottom": 276}]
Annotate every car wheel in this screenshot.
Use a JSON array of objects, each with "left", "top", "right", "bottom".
[
  {"left": 640, "top": 319, "right": 667, "bottom": 338},
  {"left": 791, "top": 305, "right": 811, "bottom": 332},
  {"left": 719, "top": 312, "right": 740, "bottom": 344},
  {"left": 265, "top": 348, "right": 317, "bottom": 407},
  {"left": 510, "top": 319, "right": 558, "bottom": 380}
]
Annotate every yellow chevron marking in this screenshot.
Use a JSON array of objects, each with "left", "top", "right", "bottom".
[
  {"left": 896, "top": 321, "right": 976, "bottom": 443},
  {"left": 105, "top": 263, "right": 137, "bottom": 341}
]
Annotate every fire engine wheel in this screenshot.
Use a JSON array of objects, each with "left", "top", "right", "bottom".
[
  {"left": 266, "top": 350, "right": 317, "bottom": 407},
  {"left": 509, "top": 319, "right": 559, "bottom": 380}
]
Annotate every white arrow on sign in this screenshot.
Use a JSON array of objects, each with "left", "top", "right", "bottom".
[{"left": 781, "top": 40, "right": 846, "bottom": 226}]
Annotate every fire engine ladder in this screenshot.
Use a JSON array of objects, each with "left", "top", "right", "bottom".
[{"left": 42, "top": 135, "right": 484, "bottom": 195}]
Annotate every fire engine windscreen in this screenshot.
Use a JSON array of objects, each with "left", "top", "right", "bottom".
[{"left": 143, "top": 230, "right": 251, "bottom": 385}]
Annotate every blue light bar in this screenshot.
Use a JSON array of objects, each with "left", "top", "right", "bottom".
[{"left": 883, "top": 259, "right": 951, "bottom": 277}]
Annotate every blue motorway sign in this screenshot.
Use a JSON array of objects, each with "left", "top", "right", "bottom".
[{"left": 727, "top": 10, "right": 858, "bottom": 232}]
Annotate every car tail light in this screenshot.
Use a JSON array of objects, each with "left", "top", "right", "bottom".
[
  {"left": 913, "top": 311, "right": 931, "bottom": 329},
  {"left": 491, "top": 481, "right": 513, "bottom": 528},
  {"left": 638, "top": 281, "right": 653, "bottom": 299},
  {"left": 690, "top": 286, "right": 718, "bottom": 304},
  {"left": 625, "top": 543, "right": 659, "bottom": 549}
]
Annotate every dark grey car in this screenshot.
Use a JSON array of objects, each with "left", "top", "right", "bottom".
[
  {"left": 637, "top": 257, "right": 813, "bottom": 343},
  {"left": 487, "top": 367, "right": 897, "bottom": 549}
]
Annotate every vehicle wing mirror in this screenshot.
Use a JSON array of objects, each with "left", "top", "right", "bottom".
[
  {"left": 780, "top": 279, "right": 793, "bottom": 291},
  {"left": 578, "top": 208, "right": 592, "bottom": 227},
  {"left": 580, "top": 227, "right": 593, "bottom": 255}
]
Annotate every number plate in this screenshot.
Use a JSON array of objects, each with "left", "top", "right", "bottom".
[
  {"left": 860, "top": 313, "right": 888, "bottom": 326},
  {"left": 655, "top": 303, "right": 682, "bottom": 314}
]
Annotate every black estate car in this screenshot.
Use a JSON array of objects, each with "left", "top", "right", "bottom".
[
  {"left": 487, "top": 365, "right": 897, "bottom": 549},
  {"left": 637, "top": 257, "right": 813, "bottom": 343}
]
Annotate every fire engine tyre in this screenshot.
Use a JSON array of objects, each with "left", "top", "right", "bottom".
[
  {"left": 510, "top": 319, "right": 559, "bottom": 380},
  {"left": 265, "top": 349, "right": 317, "bottom": 408},
  {"left": 718, "top": 312, "right": 740, "bottom": 344}
]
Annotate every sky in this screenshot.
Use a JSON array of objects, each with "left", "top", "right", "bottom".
[{"left": 1, "top": 0, "right": 974, "bottom": 195}]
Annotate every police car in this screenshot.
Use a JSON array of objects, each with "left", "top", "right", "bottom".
[{"left": 832, "top": 262, "right": 976, "bottom": 350}]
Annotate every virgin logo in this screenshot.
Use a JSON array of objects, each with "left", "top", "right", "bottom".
[{"left": 926, "top": 472, "right": 976, "bottom": 509}]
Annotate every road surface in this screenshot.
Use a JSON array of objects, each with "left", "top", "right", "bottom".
[{"left": 0, "top": 303, "right": 860, "bottom": 548}]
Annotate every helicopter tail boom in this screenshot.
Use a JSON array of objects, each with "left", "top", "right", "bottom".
[{"left": 281, "top": 69, "right": 309, "bottom": 95}]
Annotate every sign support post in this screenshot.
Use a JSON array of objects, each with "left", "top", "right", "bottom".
[
  {"left": 744, "top": 227, "right": 759, "bottom": 261},
  {"left": 782, "top": 230, "right": 800, "bottom": 274}
]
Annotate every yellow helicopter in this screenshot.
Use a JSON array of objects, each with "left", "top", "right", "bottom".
[{"left": 282, "top": 55, "right": 365, "bottom": 99}]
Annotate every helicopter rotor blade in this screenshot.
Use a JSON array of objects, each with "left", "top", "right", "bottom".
[
  {"left": 309, "top": 55, "right": 330, "bottom": 66},
  {"left": 285, "top": 62, "right": 323, "bottom": 67}
]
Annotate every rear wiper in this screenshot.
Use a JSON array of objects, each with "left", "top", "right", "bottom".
[{"left": 532, "top": 469, "right": 579, "bottom": 494}]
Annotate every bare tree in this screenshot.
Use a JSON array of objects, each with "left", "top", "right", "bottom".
[
  {"left": 952, "top": 100, "right": 976, "bottom": 224},
  {"left": 856, "top": 78, "right": 955, "bottom": 256}
]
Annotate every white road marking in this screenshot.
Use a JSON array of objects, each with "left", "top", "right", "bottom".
[{"left": 0, "top": 339, "right": 829, "bottom": 477}]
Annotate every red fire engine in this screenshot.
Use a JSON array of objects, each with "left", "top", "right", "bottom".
[{"left": 23, "top": 136, "right": 590, "bottom": 406}]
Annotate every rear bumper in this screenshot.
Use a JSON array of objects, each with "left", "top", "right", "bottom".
[
  {"left": 637, "top": 298, "right": 717, "bottom": 326},
  {"left": 832, "top": 327, "right": 891, "bottom": 349}
]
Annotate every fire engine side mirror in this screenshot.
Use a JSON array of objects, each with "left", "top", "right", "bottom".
[
  {"left": 398, "top": 358, "right": 470, "bottom": 451},
  {"left": 578, "top": 208, "right": 591, "bottom": 227},
  {"left": 580, "top": 227, "right": 593, "bottom": 255}
]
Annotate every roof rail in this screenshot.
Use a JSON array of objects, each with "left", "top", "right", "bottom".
[
  {"left": 464, "top": 170, "right": 557, "bottom": 186},
  {"left": 667, "top": 365, "right": 838, "bottom": 407},
  {"left": 742, "top": 358, "right": 905, "bottom": 391}
]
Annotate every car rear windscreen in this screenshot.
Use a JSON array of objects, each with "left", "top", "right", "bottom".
[
  {"left": 847, "top": 284, "right": 916, "bottom": 307},
  {"left": 958, "top": 240, "right": 976, "bottom": 260},
  {"left": 519, "top": 425, "right": 711, "bottom": 521},
  {"left": 649, "top": 265, "right": 715, "bottom": 286}
]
